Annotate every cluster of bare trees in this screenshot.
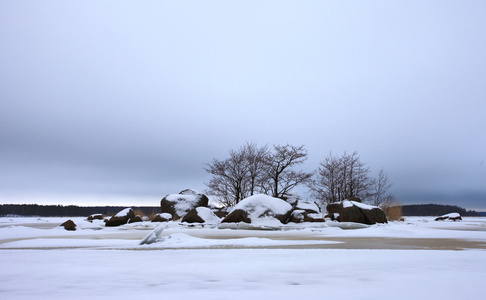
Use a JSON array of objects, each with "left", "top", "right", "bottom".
[
  {"left": 204, "top": 143, "right": 313, "bottom": 206},
  {"left": 204, "top": 144, "right": 394, "bottom": 208},
  {"left": 309, "top": 151, "right": 394, "bottom": 206}
]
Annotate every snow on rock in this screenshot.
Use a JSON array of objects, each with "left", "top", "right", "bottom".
[
  {"left": 115, "top": 208, "right": 133, "bottom": 217},
  {"left": 221, "top": 194, "right": 293, "bottom": 225},
  {"left": 326, "top": 200, "right": 387, "bottom": 225},
  {"left": 105, "top": 208, "right": 135, "bottom": 227},
  {"left": 60, "top": 220, "right": 76, "bottom": 231},
  {"left": 435, "top": 213, "right": 462, "bottom": 221},
  {"left": 295, "top": 201, "right": 320, "bottom": 213},
  {"left": 181, "top": 207, "right": 221, "bottom": 225},
  {"left": 281, "top": 191, "right": 302, "bottom": 205},
  {"left": 160, "top": 189, "right": 209, "bottom": 219},
  {"left": 288, "top": 210, "right": 324, "bottom": 223},
  {"left": 152, "top": 213, "right": 173, "bottom": 222}
]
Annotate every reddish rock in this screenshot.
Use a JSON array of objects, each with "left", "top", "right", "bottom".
[{"left": 60, "top": 219, "right": 76, "bottom": 231}]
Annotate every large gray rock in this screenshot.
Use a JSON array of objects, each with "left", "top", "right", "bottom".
[
  {"left": 221, "top": 194, "right": 293, "bottom": 224},
  {"left": 326, "top": 200, "right": 387, "bottom": 225},
  {"left": 160, "top": 189, "right": 209, "bottom": 220}
]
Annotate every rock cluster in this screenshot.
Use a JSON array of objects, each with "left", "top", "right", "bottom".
[
  {"left": 435, "top": 213, "right": 462, "bottom": 221},
  {"left": 220, "top": 194, "right": 326, "bottom": 225},
  {"left": 326, "top": 200, "right": 387, "bottom": 225}
]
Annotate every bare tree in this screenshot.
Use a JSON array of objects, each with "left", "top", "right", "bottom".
[
  {"left": 245, "top": 142, "right": 269, "bottom": 196},
  {"left": 204, "top": 142, "right": 268, "bottom": 206},
  {"left": 370, "top": 168, "right": 393, "bottom": 207},
  {"left": 309, "top": 152, "right": 341, "bottom": 203},
  {"left": 264, "top": 144, "right": 314, "bottom": 199},
  {"left": 205, "top": 143, "right": 312, "bottom": 205},
  {"left": 310, "top": 151, "right": 374, "bottom": 204}
]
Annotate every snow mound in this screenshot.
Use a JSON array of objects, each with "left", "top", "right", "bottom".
[
  {"left": 296, "top": 201, "right": 320, "bottom": 213},
  {"left": 234, "top": 194, "right": 292, "bottom": 217},
  {"left": 195, "top": 207, "right": 220, "bottom": 224}
]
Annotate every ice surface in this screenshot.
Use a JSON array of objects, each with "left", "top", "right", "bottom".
[
  {"left": 0, "top": 248, "right": 485, "bottom": 299},
  {"left": 1, "top": 216, "right": 486, "bottom": 299}
]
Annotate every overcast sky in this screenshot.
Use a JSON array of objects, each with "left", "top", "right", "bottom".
[{"left": 1, "top": 1, "right": 485, "bottom": 210}]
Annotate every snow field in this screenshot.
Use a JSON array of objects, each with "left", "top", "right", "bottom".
[
  {"left": 1, "top": 216, "right": 485, "bottom": 299},
  {"left": 0, "top": 249, "right": 485, "bottom": 299}
]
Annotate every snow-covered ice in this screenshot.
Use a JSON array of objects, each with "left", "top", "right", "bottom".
[{"left": 0, "top": 216, "right": 485, "bottom": 299}]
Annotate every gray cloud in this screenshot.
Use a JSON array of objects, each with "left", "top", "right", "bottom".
[{"left": 1, "top": 1, "right": 485, "bottom": 209}]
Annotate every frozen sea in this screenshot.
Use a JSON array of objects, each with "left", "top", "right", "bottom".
[{"left": 1, "top": 216, "right": 485, "bottom": 299}]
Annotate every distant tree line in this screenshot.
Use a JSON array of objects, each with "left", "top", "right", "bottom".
[
  {"left": 401, "top": 204, "right": 480, "bottom": 216},
  {"left": 0, "top": 204, "right": 160, "bottom": 217},
  {"left": 204, "top": 143, "right": 395, "bottom": 208}
]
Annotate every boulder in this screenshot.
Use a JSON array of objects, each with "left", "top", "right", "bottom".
[
  {"left": 87, "top": 214, "right": 104, "bottom": 221},
  {"left": 281, "top": 192, "right": 302, "bottom": 205},
  {"left": 60, "top": 219, "right": 76, "bottom": 231},
  {"left": 160, "top": 189, "right": 209, "bottom": 219},
  {"left": 222, "top": 209, "right": 251, "bottom": 223},
  {"left": 128, "top": 215, "right": 143, "bottom": 223},
  {"left": 288, "top": 210, "right": 306, "bottom": 223},
  {"left": 295, "top": 200, "right": 320, "bottom": 214},
  {"left": 181, "top": 207, "right": 220, "bottom": 224},
  {"left": 105, "top": 208, "right": 136, "bottom": 227},
  {"left": 306, "top": 213, "right": 325, "bottom": 223},
  {"left": 221, "top": 194, "right": 293, "bottom": 224},
  {"left": 435, "top": 213, "right": 462, "bottom": 221},
  {"left": 326, "top": 200, "right": 387, "bottom": 225},
  {"left": 212, "top": 207, "right": 230, "bottom": 218},
  {"left": 152, "top": 213, "right": 173, "bottom": 222},
  {"left": 288, "top": 210, "right": 325, "bottom": 223}
]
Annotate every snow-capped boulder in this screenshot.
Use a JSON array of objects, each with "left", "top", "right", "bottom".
[
  {"left": 128, "top": 215, "right": 143, "bottom": 223},
  {"left": 295, "top": 201, "right": 320, "bottom": 214},
  {"left": 105, "top": 208, "right": 136, "bottom": 227},
  {"left": 160, "top": 189, "right": 209, "bottom": 219},
  {"left": 326, "top": 200, "right": 387, "bottom": 225},
  {"left": 281, "top": 192, "right": 302, "bottom": 205},
  {"left": 181, "top": 207, "right": 220, "bottom": 224},
  {"left": 60, "top": 219, "right": 76, "bottom": 231},
  {"left": 211, "top": 206, "right": 231, "bottom": 218},
  {"left": 152, "top": 213, "right": 173, "bottom": 222},
  {"left": 435, "top": 213, "right": 462, "bottom": 221},
  {"left": 87, "top": 214, "right": 104, "bottom": 221},
  {"left": 288, "top": 210, "right": 325, "bottom": 223},
  {"left": 221, "top": 194, "right": 293, "bottom": 224}
]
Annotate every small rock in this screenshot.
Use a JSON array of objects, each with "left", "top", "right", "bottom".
[{"left": 61, "top": 220, "right": 76, "bottom": 231}]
